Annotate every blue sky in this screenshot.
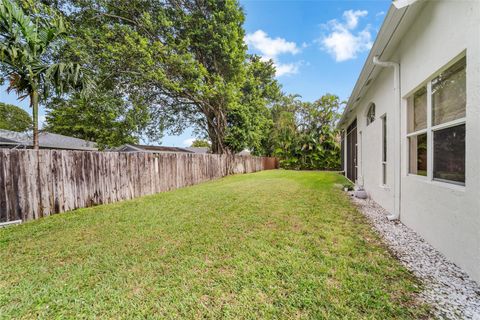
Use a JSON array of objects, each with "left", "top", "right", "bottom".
[{"left": 0, "top": 0, "right": 390, "bottom": 147}]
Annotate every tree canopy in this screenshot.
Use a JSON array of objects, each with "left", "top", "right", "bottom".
[
  {"left": 190, "top": 139, "right": 210, "bottom": 148},
  {"left": 38, "top": 0, "right": 280, "bottom": 154},
  {"left": 0, "top": 102, "right": 31, "bottom": 132},
  {"left": 44, "top": 92, "right": 151, "bottom": 150}
]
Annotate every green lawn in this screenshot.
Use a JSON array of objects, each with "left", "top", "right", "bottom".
[{"left": 0, "top": 170, "right": 428, "bottom": 319}]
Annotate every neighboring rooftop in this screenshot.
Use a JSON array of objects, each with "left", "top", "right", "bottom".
[
  {"left": 185, "top": 147, "right": 209, "bottom": 154},
  {"left": 114, "top": 144, "right": 194, "bottom": 154},
  {"left": 0, "top": 129, "right": 98, "bottom": 151}
]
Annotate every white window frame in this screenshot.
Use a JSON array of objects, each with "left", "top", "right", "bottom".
[
  {"left": 406, "top": 55, "right": 466, "bottom": 186},
  {"left": 406, "top": 84, "right": 429, "bottom": 179}
]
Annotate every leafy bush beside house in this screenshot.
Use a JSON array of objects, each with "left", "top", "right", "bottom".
[{"left": 268, "top": 94, "right": 342, "bottom": 170}]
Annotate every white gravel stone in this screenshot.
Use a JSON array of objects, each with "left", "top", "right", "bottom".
[{"left": 349, "top": 193, "right": 480, "bottom": 319}]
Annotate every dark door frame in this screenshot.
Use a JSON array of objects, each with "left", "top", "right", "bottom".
[{"left": 346, "top": 119, "right": 357, "bottom": 182}]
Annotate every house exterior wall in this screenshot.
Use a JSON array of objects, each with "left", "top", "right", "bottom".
[
  {"left": 398, "top": 0, "right": 480, "bottom": 283},
  {"left": 350, "top": 0, "right": 480, "bottom": 282},
  {"left": 355, "top": 69, "right": 395, "bottom": 214}
]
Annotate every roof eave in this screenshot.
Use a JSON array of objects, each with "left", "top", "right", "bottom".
[
  {"left": 337, "top": 1, "right": 425, "bottom": 130},
  {"left": 337, "top": 5, "right": 405, "bottom": 130}
]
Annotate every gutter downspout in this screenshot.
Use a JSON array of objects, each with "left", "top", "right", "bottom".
[{"left": 373, "top": 56, "right": 401, "bottom": 221}]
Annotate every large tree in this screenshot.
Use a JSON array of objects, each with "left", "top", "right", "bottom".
[
  {"left": 0, "top": 0, "right": 91, "bottom": 149},
  {"left": 44, "top": 91, "right": 151, "bottom": 149},
  {"left": 41, "top": 0, "right": 279, "bottom": 153},
  {"left": 0, "top": 102, "right": 31, "bottom": 132},
  {"left": 226, "top": 55, "right": 281, "bottom": 154}
]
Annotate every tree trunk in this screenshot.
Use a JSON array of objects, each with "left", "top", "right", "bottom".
[
  {"left": 209, "top": 125, "right": 224, "bottom": 154},
  {"left": 32, "top": 90, "right": 39, "bottom": 150},
  {"left": 207, "top": 111, "right": 229, "bottom": 155}
]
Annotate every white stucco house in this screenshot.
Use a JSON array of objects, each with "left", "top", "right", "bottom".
[{"left": 338, "top": 0, "right": 480, "bottom": 283}]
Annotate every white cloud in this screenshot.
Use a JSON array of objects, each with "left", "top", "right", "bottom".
[
  {"left": 320, "top": 10, "right": 373, "bottom": 62},
  {"left": 343, "top": 10, "right": 368, "bottom": 29},
  {"left": 244, "top": 30, "right": 299, "bottom": 60},
  {"left": 275, "top": 62, "right": 301, "bottom": 77},
  {"left": 275, "top": 63, "right": 301, "bottom": 77},
  {"left": 376, "top": 11, "right": 386, "bottom": 17},
  {"left": 245, "top": 30, "right": 302, "bottom": 77},
  {"left": 182, "top": 138, "right": 195, "bottom": 147}
]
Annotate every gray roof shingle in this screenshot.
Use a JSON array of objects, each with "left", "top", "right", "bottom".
[
  {"left": 0, "top": 129, "right": 97, "bottom": 151},
  {"left": 114, "top": 144, "right": 194, "bottom": 154}
]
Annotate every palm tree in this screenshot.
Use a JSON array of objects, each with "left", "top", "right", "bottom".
[{"left": 0, "top": 0, "right": 91, "bottom": 149}]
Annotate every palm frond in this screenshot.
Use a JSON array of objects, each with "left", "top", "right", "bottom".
[
  {"left": 45, "top": 62, "right": 94, "bottom": 97},
  {"left": 0, "top": 0, "right": 36, "bottom": 47},
  {"left": 1, "top": 0, "right": 92, "bottom": 105}
]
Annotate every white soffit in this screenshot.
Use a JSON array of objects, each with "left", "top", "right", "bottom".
[{"left": 393, "top": 0, "right": 420, "bottom": 9}]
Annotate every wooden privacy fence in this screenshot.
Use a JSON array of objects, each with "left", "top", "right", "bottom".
[{"left": 0, "top": 149, "right": 278, "bottom": 223}]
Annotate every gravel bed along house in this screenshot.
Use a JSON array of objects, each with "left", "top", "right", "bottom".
[{"left": 350, "top": 194, "right": 480, "bottom": 320}]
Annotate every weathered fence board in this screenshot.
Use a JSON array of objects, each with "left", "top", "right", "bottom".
[{"left": 0, "top": 149, "right": 278, "bottom": 223}]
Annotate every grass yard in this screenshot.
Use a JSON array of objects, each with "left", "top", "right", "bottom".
[{"left": 0, "top": 170, "right": 428, "bottom": 319}]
